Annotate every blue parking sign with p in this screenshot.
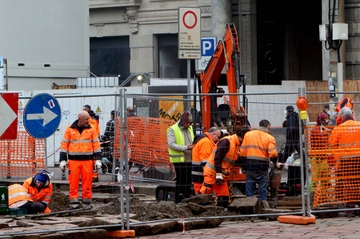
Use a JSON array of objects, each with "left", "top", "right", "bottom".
[{"left": 201, "top": 37, "right": 216, "bottom": 56}]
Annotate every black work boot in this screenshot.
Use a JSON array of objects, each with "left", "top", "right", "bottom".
[{"left": 216, "top": 196, "right": 229, "bottom": 211}]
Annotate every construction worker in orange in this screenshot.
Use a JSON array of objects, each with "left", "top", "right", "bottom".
[
  {"left": 309, "top": 112, "right": 332, "bottom": 204},
  {"left": 191, "top": 127, "right": 222, "bottom": 195},
  {"left": 83, "top": 104, "right": 101, "bottom": 182},
  {"left": 59, "top": 110, "right": 102, "bottom": 210},
  {"left": 23, "top": 169, "right": 53, "bottom": 213},
  {"left": 83, "top": 104, "right": 101, "bottom": 136},
  {"left": 199, "top": 126, "right": 250, "bottom": 211},
  {"left": 329, "top": 107, "right": 360, "bottom": 217},
  {"left": 240, "top": 119, "right": 279, "bottom": 210},
  {"left": 8, "top": 184, "right": 43, "bottom": 214},
  {"left": 335, "top": 97, "right": 354, "bottom": 125},
  {"left": 167, "top": 110, "right": 194, "bottom": 203}
]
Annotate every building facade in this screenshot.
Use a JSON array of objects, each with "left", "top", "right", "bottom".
[{"left": 1, "top": 0, "right": 359, "bottom": 94}]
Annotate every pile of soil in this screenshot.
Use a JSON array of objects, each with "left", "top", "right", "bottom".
[{"left": 48, "top": 190, "right": 241, "bottom": 221}]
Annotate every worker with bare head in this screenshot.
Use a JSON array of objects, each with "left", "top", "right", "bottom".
[
  {"left": 81, "top": 106, "right": 101, "bottom": 182},
  {"left": 127, "top": 106, "right": 136, "bottom": 117},
  {"left": 192, "top": 126, "right": 222, "bottom": 194},
  {"left": 329, "top": 107, "right": 360, "bottom": 216},
  {"left": 240, "top": 119, "right": 279, "bottom": 210},
  {"left": 78, "top": 110, "right": 90, "bottom": 127},
  {"left": 59, "top": 110, "right": 102, "bottom": 210},
  {"left": 83, "top": 104, "right": 91, "bottom": 112}
]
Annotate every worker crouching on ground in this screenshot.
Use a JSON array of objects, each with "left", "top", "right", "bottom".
[
  {"left": 59, "top": 110, "right": 102, "bottom": 210},
  {"left": 8, "top": 183, "right": 45, "bottom": 214},
  {"left": 23, "top": 169, "right": 53, "bottom": 213},
  {"left": 167, "top": 110, "right": 194, "bottom": 203},
  {"left": 199, "top": 126, "right": 250, "bottom": 211},
  {"left": 240, "top": 119, "right": 279, "bottom": 210}
]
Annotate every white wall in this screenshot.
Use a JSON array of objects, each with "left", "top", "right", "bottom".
[{"left": 0, "top": 0, "right": 89, "bottom": 90}]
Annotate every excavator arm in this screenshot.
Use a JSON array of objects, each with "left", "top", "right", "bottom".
[{"left": 199, "top": 23, "right": 248, "bottom": 133}]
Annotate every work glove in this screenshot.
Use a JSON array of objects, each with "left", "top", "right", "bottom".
[
  {"left": 59, "top": 161, "right": 67, "bottom": 172},
  {"left": 215, "top": 173, "right": 223, "bottom": 184},
  {"left": 95, "top": 160, "right": 102, "bottom": 171},
  {"left": 275, "top": 162, "right": 282, "bottom": 170}
]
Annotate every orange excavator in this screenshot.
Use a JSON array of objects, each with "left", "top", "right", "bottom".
[
  {"left": 194, "top": 23, "right": 249, "bottom": 134},
  {"left": 193, "top": 23, "right": 249, "bottom": 191}
]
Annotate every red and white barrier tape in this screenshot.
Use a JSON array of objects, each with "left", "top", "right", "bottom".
[{"left": 180, "top": 217, "right": 186, "bottom": 234}]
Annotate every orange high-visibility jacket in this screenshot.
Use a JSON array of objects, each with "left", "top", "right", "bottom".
[
  {"left": 329, "top": 120, "right": 360, "bottom": 149},
  {"left": 23, "top": 177, "right": 53, "bottom": 206},
  {"left": 203, "top": 134, "right": 241, "bottom": 179},
  {"left": 239, "top": 128, "right": 278, "bottom": 163},
  {"left": 8, "top": 184, "right": 32, "bottom": 207},
  {"left": 60, "top": 123, "right": 101, "bottom": 160},
  {"left": 329, "top": 119, "right": 360, "bottom": 164},
  {"left": 192, "top": 132, "right": 216, "bottom": 183},
  {"left": 89, "top": 117, "right": 100, "bottom": 138}
]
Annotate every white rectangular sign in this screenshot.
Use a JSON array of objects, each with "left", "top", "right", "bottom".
[
  {"left": 178, "top": 7, "right": 201, "bottom": 51},
  {"left": 179, "top": 50, "right": 201, "bottom": 59}
]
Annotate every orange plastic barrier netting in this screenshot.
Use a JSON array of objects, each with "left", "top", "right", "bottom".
[
  {"left": 0, "top": 131, "right": 46, "bottom": 178},
  {"left": 114, "top": 117, "right": 175, "bottom": 172},
  {"left": 305, "top": 125, "right": 360, "bottom": 208}
]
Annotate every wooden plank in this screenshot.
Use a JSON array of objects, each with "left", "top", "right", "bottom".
[{"left": 305, "top": 81, "right": 328, "bottom": 122}]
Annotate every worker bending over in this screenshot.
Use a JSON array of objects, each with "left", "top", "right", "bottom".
[
  {"left": 199, "top": 126, "right": 250, "bottom": 211},
  {"left": 192, "top": 127, "right": 222, "bottom": 194}
]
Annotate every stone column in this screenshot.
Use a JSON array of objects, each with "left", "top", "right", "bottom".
[{"left": 211, "top": 0, "right": 232, "bottom": 39}]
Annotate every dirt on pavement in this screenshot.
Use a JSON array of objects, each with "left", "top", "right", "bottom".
[{"left": 48, "top": 190, "right": 245, "bottom": 221}]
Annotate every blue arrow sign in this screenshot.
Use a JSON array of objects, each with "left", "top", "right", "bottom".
[{"left": 23, "top": 93, "right": 61, "bottom": 139}]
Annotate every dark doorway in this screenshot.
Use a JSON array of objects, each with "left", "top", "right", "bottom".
[
  {"left": 157, "top": 34, "right": 195, "bottom": 78},
  {"left": 257, "top": 0, "right": 322, "bottom": 84},
  {"left": 90, "top": 36, "right": 130, "bottom": 84}
]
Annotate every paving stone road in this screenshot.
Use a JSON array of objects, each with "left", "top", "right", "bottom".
[{"left": 137, "top": 217, "right": 360, "bottom": 239}]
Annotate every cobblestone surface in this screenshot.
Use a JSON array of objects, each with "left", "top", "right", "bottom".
[{"left": 137, "top": 217, "right": 360, "bottom": 239}]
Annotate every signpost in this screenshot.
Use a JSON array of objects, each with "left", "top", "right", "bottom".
[
  {"left": 23, "top": 93, "right": 61, "bottom": 139},
  {"left": 178, "top": 7, "right": 201, "bottom": 109},
  {"left": 0, "top": 93, "right": 18, "bottom": 140},
  {"left": 178, "top": 7, "right": 201, "bottom": 59}
]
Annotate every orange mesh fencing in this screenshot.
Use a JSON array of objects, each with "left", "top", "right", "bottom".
[
  {"left": 0, "top": 131, "right": 45, "bottom": 178},
  {"left": 305, "top": 124, "right": 360, "bottom": 208},
  {"left": 114, "top": 117, "right": 175, "bottom": 171}
]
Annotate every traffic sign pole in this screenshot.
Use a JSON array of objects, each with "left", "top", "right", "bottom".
[{"left": 178, "top": 7, "right": 201, "bottom": 109}]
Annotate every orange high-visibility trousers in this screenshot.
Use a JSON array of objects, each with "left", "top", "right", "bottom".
[
  {"left": 193, "top": 182, "right": 202, "bottom": 195},
  {"left": 68, "top": 160, "right": 93, "bottom": 201},
  {"left": 40, "top": 206, "right": 52, "bottom": 214},
  {"left": 200, "top": 168, "right": 229, "bottom": 196}
]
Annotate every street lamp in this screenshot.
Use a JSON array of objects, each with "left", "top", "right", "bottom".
[{"left": 119, "top": 73, "right": 150, "bottom": 87}]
